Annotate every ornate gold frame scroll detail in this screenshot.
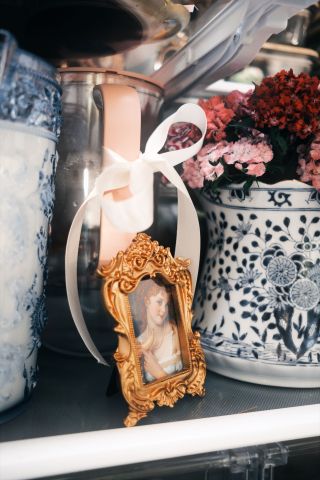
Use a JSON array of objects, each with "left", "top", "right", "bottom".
[{"left": 98, "top": 233, "right": 206, "bottom": 427}]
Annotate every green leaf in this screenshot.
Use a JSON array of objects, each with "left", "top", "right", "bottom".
[
  {"left": 269, "top": 127, "right": 290, "bottom": 159},
  {"left": 243, "top": 177, "right": 255, "bottom": 195}
]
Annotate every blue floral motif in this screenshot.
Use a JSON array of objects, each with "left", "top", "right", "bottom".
[
  {"left": 198, "top": 317, "right": 225, "bottom": 349},
  {"left": 233, "top": 221, "right": 252, "bottom": 241},
  {"left": 196, "top": 194, "right": 320, "bottom": 367},
  {"left": 0, "top": 75, "right": 61, "bottom": 137},
  {"left": 295, "top": 235, "right": 319, "bottom": 253},
  {"left": 229, "top": 188, "right": 252, "bottom": 202},
  {"left": 38, "top": 150, "right": 58, "bottom": 221},
  {"left": 307, "top": 190, "right": 320, "bottom": 205},
  {"left": 267, "top": 256, "right": 297, "bottom": 287},
  {"left": 261, "top": 244, "right": 319, "bottom": 321},
  {"left": 24, "top": 275, "right": 47, "bottom": 354},
  {"left": 217, "top": 276, "right": 232, "bottom": 293},
  {"left": 268, "top": 190, "right": 292, "bottom": 207},
  {"left": 307, "top": 262, "right": 320, "bottom": 288},
  {"left": 290, "top": 279, "right": 319, "bottom": 311},
  {"left": 238, "top": 267, "right": 261, "bottom": 287},
  {"left": 36, "top": 226, "right": 48, "bottom": 271},
  {"left": 213, "top": 228, "right": 225, "bottom": 254},
  {"left": 30, "top": 292, "right": 47, "bottom": 351},
  {"left": 266, "top": 286, "right": 290, "bottom": 310}
]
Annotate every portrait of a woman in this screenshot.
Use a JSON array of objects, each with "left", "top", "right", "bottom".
[{"left": 129, "top": 277, "right": 183, "bottom": 384}]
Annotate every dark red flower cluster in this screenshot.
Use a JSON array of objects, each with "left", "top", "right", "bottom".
[
  {"left": 248, "top": 69, "right": 320, "bottom": 139},
  {"left": 165, "top": 122, "right": 202, "bottom": 151}
]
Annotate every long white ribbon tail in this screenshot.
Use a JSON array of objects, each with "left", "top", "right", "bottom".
[
  {"left": 152, "top": 161, "right": 200, "bottom": 289},
  {"left": 65, "top": 187, "right": 108, "bottom": 365}
]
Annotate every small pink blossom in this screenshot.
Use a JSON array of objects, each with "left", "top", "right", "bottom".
[
  {"left": 223, "top": 137, "right": 273, "bottom": 166},
  {"left": 309, "top": 131, "right": 320, "bottom": 161},
  {"left": 246, "top": 163, "right": 266, "bottom": 176},
  {"left": 196, "top": 142, "right": 230, "bottom": 181},
  {"left": 182, "top": 158, "right": 204, "bottom": 189},
  {"left": 197, "top": 142, "right": 230, "bottom": 163},
  {"left": 200, "top": 158, "right": 224, "bottom": 181},
  {"left": 297, "top": 131, "right": 320, "bottom": 190},
  {"left": 297, "top": 158, "right": 311, "bottom": 183}
]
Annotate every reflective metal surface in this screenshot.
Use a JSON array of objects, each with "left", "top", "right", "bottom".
[{"left": 0, "top": 0, "right": 189, "bottom": 61}]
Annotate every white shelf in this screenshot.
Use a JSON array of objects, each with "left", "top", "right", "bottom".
[{"left": 0, "top": 348, "right": 319, "bottom": 480}]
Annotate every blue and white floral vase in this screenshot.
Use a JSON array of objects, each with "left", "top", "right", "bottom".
[
  {"left": 0, "top": 30, "right": 61, "bottom": 419},
  {"left": 194, "top": 180, "right": 320, "bottom": 388}
]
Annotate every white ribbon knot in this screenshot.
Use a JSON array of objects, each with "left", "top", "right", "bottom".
[
  {"left": 65, "top": 103, "right": 207, "bottom": 365},
  {"left": 96, "top": 148, "right": 155, "bottom": 233}
]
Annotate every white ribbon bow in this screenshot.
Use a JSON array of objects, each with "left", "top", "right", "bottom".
[{"left": 65, "top": 103, "right": 207, "bottom": 365}]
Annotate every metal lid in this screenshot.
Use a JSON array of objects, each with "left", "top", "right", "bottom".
[{"left": 58, "top": 67, "right": 164, "bottom": 93}]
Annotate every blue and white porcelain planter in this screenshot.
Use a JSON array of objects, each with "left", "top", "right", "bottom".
[
  {"left": 0, "top": 30, "right": 61, "bottom": 418},
  {"left": 194, "top": 181, "right": 320, "bottom": 388}
]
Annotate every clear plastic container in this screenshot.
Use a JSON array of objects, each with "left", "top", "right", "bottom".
[{"left": 44, "top": 69, "right": 163, "bottom": 356}]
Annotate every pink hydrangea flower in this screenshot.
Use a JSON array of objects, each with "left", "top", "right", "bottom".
[
  {"left": 297, "top": 131, "right": 320, "bottom": 190},
  {"left": 297, "top": 157, "right": 312, "bottom": 183},
  {"left": 244, "top": 162, "right": 266, "bottom": 176},
  {"left": 309, "top": 132, "right": 320, "bottom": 162},
  {"left": 197, "top": 142, "right": 230, "bottom": 181},
  {"left": 223, "top": 137, "right": 273, "bottom": 166},
  {"left": 197, "top": 142, "right": 230, "bottom": 163},
  {"left": 183, "top": 137, "right": 274, "bottom": 188},
  {"left": 200, "top": 158, "right": 224, "bottom": 181},
  {"left": 182, "top": 158, "right": 205, "bottom": 188}
]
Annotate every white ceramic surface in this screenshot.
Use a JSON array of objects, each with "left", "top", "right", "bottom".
[
  {"left": 194, "top": 181, "right": 320, "bottom": 387},
  {"left": 0, "top": 124, "right": 57, "bottom": 412}
]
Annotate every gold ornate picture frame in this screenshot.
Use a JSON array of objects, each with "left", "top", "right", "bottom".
[{"left": 99, "top": 233, "right": 206, "bottom": 427}]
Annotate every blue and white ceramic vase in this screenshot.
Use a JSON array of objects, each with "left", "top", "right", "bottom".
[
  {"left": 194, "top": 181, "right": 320, "bottom": 388},
  {"left": 0, "top": 30, "right": 61, "bottom": 418}
]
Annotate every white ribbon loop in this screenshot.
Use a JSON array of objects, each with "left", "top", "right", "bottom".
[
  {"left": 65, "top": 103, "right": 207, "bottom": 365},
  {"left": 97, "top": 150, "right": 154, "bottom": 233}
]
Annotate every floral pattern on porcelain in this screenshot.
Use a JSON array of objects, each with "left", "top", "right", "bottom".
[
  {"left": 0, "top": 76, "right": 61, "bottom": 137},
  {"left": 0, "top": 128, "right": 58, "bottom": 412},
  {"left": 0, "top": 31, "right": 61, "bottom": 138},
  {"left": 194, "top": 181, "right": 320, "bottom": 369}
]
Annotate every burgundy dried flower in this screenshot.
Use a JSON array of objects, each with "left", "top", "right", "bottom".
[
  {"left": 248, "top": 69, "right": 320, "bottom": 139},
  {"left": 164, "top": 122, "right": 202, "bottom": 151}
]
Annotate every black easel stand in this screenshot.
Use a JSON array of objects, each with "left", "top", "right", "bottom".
[{"left": 106, "top": 363, "right": 120, "bottom": 396}]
